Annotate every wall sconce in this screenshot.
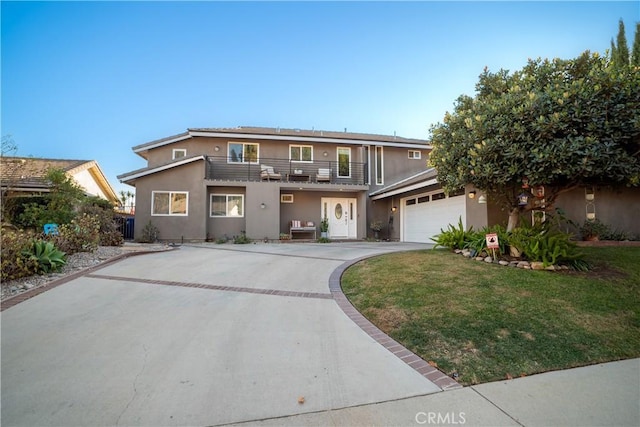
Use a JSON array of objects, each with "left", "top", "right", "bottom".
[
  {"left": 391, "top": 206, "right": 397, "bottom": 212},
  {"left": 260, "top": 202, "right": 266, "bottom": 209},
  {"left": 323, "top": 151, "right": 328, "bottom": 157},
  {"left": 468, "top": 191, "right": 476, "bottom": 199},
  {"left": 478, "top": 195, "right": 487, "bottom": 204},
  {"left": 214, "top": 146, "right": 220, "bottom": 152}
]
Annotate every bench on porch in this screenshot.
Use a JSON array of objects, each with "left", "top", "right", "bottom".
[{"left": 290, "top": 220, "right": 317, "bottom": 240}]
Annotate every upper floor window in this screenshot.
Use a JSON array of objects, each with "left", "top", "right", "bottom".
[
  {"left": 375, "top": 146, "right": 384, "bottom": 185},
  {"left": 152, "top": 191, "right": 188, "bottom": 216},
  {"left": 290, "top": 145, "right": 313, "bottom": 162},
  {"left": 408, "top": 150, "right": 421, "bottom": 159},
  {"left": 210, "top": 194, "right": 244, "bottom": 217},
  {"left": 173, "top": 149, "right": 187, "bottom": 159},
  {"left": 337, "top": 147, "right": 351, "bottom": 178},
  {"left": 228, "top": 142, "right": 259, "bottom": 164}
]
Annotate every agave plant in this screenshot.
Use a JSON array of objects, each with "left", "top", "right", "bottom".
[{"left": 22, "top": 240, "right": 67, "bottom": 273}]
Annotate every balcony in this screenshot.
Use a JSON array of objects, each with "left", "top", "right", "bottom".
[{"left": 205, "top": 156, "right": 368, "bottom": 186}]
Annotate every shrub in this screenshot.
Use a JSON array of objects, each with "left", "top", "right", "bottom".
[
  {"left": 509, "top": 229, "right": 583, "bottom": 267},
  {"left": 0, "top": 229, "right": 39, "bottom": 281},
  {"left": 579, "top": 219, "right": 611, "bottom": 241},
  {"left": 22, "top": 240, "right": 66, "bottom": 274},
  {"left": 466, "top": 224, "right": 509, "bottom": 256},
  {"left": 138, "top": 220, "right": 159, "bottom": 243},
  {"left": 79, "top": 201, "right": 123, "bottom": 247},
  {"left": 53, "top": 213, "right": 100, "bottom": 254},
  {"left": 432, "top": 217, "right": 473, "bottom": 250},
  {"left": 233, "top": 232, "right": 251, "bottom": 244}
]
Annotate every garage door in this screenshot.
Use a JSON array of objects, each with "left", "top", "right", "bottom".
[{"left": 402, "top": 191, "right": 466, "bottom": 243}]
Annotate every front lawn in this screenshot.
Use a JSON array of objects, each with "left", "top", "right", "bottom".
[{"left": 341, "top": 247, "right": 640, "bottom": 385}]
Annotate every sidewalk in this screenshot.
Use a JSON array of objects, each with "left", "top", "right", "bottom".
[{"left": 232, "top": 358, "right": 639, "bottom": 426}]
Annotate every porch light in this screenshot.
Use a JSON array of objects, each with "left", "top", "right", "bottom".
[
  {"left": 478, "top": 195, "right": 487, "bottom": 204},
  {"left": 260, "top": 202, "right": 266, "bottom": 209},
  {"left": 215, "top": 146, "right": 221, "bottom": 152},
  {"left": 323, "top": 151, "right": 328, "bottom": 157},
  {"left": 468, "top": 191, "right": 476, "bottom": 199},
  {"left": 391, "top": 206, "right": 397, "bottom": 212},
  {"left": 518, "top": 193, "right": 529, "bottom": 206}
]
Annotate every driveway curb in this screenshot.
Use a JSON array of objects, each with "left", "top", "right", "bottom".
[
  {"left": 328, "top": 254, "right": 462, "bottom": 391},
  {"left": 1, "top": 248, "right": 176, "bottom": 312}
]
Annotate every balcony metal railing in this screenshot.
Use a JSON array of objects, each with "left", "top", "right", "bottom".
[{"left": 205, "top": 156, "right": 368, "bottom": 185}]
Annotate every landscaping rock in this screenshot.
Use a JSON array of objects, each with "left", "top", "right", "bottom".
[
  {"left": 475, "top": 256, "right": 485, "bottom": 261},
  {"left": 523, "top": 265, "right": 531, "bottom": 270},
  {"left": 499, "top": 260, "right": 510, "bottom": 266},
  {"left": 545, "top": 265, "right": 556, "bottom": 271},
  {"left": 454, "top": 249, "right": 462, "bottom": 254},
  {"left": 517, "top": 261, "right": 530, "bottom": 268},
  {"left": 462, "top": 250, "right": 471, "bottom": 257},
  {"left": 484, "top": 256, "right": 493, "bottom": 263},
  {"left": 531, "top": 262, "right": 545, "bottom": 270}
]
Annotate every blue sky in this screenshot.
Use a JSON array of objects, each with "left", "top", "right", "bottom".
[{"left": 2, "top": 1, "right": 638, "bottom": 197}]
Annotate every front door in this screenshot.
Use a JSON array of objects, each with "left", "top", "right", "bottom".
[{"left": 321, "top": 198, "right": 357, "bottom": 239}]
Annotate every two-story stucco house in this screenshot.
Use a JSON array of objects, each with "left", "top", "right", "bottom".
[{"left": 118, "top": 126, "right": 451, "bottom": 242}]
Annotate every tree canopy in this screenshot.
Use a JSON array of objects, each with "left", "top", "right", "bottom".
[{"left": 428, "top": 51, "right": 640, "bottom": 229}]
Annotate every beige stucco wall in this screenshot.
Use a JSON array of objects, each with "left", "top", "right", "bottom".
[{"left": 72, "top": 169, "right": 108, "bottom": 200}]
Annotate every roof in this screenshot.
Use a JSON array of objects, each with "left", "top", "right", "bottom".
[
  {"left": 132, "top": 126, "right": 430, "bottom": 159},
  {"left": 1, "top": 156, "right": 119, "bottom": 203},
  {"left": 369, "top": 167, "right": 440, "bottom": 200},
  {"left": 117, "top": 155, "right": 205, "bottom": 185}
]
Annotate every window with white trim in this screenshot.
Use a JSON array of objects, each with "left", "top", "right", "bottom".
[
  {"left": 408, "top": 150, "right": 421, "bottom": 159},
  {"left": 152, "top": 191, "right": 188, "bottom": 216},
  {"left": 173, "top": 149, "right": 187, "bottom": 159},
  {"left": 375, "top": 146, "right": 384, "bottom": 185},
  {"left": 289, "top": 145, "right": 313, "bottom": 162},
  {"left": 210, "top": 194, "right": 244, "bottom": 217},
  {"left": 228, "top": 143, "right": 259, "bottom": 163},
  {"left": 337, "top": 147, "right": 351, "bottom": 178}
]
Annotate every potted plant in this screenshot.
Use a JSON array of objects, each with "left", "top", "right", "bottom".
[
  {"left": 579, "top": 219, "right": 610, "bottom": 241},
  {"left": 370, "top": 220, "right": 383, "bottom": 239},
  {"left": 320, "top": 217, "right": 329, "bottom": 238}
]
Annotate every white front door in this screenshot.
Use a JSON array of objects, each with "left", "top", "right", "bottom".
[{"left": 321, "top": 198, "right": 357, "bottom": 239}]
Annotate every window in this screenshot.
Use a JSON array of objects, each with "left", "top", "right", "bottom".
[
  {"left": 406, "top": 198, "right": 416, "bottom": 206},
  {"left": 290, "top": 145, "right": 313, "bottom": 162},
  {"left": 432, "top": 192, "right": 446, "bottom": 201},
  {"left": 210, "top": 194, "right": 244, "bottom": 217},
  {"left": 280, "top": 194, "right": 294, "bottom": 203},
  {"left": 337, "top": 147, "right": 351, "bottom": 178},
  {"left": 228, "top": 143, "right": 259, "bottom": 163},
  {"left": 408, "top": 150, "right": 421, "bottom": 159},
  {"left": 375, "top": 146, "right": 384, "bottom": 185},
  {"left": 152, "top": 191, "right": 188, "bottom": 216},
  {"left": 418, "top": 196, "right": 429, "bottom": 203},
  {"left": 173, "top": 149, "right": 187, "bottom": 159}
]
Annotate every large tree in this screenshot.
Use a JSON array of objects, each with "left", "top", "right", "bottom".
[
  {"left": 612, "top": 19, "right": 630, "bottom": 67},
  {"left": 632, "top": 22, "right": 640, "bottom": 67},
  {"left": 429, "top": 51, "right": 640, "bottom": 231}
]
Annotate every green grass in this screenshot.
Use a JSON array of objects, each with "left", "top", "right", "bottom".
[{"left": 341, "top": 247, "right": 640, "bottom": 385}]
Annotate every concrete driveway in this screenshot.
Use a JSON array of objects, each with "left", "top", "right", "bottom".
[{"left": 2, "top": 242, "right": 444, "bottom": 426}]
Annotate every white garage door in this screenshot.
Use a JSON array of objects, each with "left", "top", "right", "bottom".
[{"left": 402, "top": 191, "right": 466, "bottom": 243}]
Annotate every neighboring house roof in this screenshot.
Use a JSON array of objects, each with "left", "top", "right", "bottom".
[
  {"left": 1, "top": 156, "right": 119, "bottom": 204},
  {"left": 369, "top": 168, "right": 439, "bottom": 200},
  {"left": 117, "top": 155, "right": 205, "bottom": 185},
  {"left": 132, "top": 126, "right": 431, "bottom": 159}
]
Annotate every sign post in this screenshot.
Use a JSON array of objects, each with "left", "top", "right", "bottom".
[{"left": 485, "top": 233, "right": 499, "bottom": 261}]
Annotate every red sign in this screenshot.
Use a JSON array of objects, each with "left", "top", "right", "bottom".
[{"left": 486, "top": 233, "right": 499, "bottom": 249}]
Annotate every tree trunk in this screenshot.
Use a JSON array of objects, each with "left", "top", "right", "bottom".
[{"left": 507, "top": 207, "right": 520, "bottom": 232}]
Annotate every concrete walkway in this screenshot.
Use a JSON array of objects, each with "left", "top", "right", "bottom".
[{"left": 2, "top": 242, "right": 638, "bottom": 426}]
